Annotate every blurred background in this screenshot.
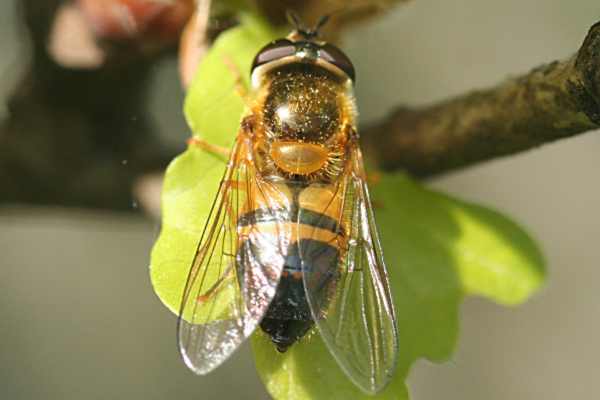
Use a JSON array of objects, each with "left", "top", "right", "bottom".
[{"left": 1, "top": 0, "right": 599, "bottom": 399}]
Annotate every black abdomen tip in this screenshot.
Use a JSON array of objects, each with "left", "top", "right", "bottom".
[
  {"left": 276, "top": 343, "right": 291, "bottom": 353},
  {"left": 260, "top": 317, "right": 313, "bottom": 353}
]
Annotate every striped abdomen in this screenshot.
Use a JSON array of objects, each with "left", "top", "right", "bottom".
[{"left": 236, "top": 181, "right": 344, "bottom": 352}]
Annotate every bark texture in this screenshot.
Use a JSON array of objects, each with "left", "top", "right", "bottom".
[
  {"left": 1, "top": 1, "right": 598, "bottom": 210},
  {"left": 362, "top": 22, "right": 600, "bottom": 177}
]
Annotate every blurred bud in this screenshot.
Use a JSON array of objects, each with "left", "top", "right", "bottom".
[
  {"left": 178, "top": 11, "right": 209, "bottom": 88},
  {"left": 133, "top": 172, "right": 164, "bottom": 219},
  {"left": 48, "top": 3, "right": 106, "bottom": 68},
  {"left": 76, "top": 0, "right": 193, "bottom": 41},
  {"left": 179, "top": 2, "right": 239, "bottom": 89}
]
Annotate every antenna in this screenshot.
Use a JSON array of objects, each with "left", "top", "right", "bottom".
[
  {"left": 286, "top": 10, "right": 333, "bottom": 39},
  {"left": 286, "top": 10, "right": 307, "bottom": 33},
  {"left": 311, "top": 14, "right": 331, "bottom": 36}
]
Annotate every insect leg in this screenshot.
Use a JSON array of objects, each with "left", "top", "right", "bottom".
[
  {"left": 221, "top": 55, "right": 251, "bottom": 107},
  {"left": 188, "top": 137, "right": 231, "bottom": 157},
  {"left": 196, "top": 263, "right": 236, "bottom": 304}
]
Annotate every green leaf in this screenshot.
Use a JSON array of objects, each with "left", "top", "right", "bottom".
[
  {"left": 251, "top": 332, "right": 409, "bottom": 400},
  {"left": 251, "top": 174, "right": 545, "bottom": 399},
  {"left": 150, "top": 13, "right": 284, "bottom": 316},
  {"left": 371, "top": 174, "right": 545, "bottom": 377},
  {"left": 150, "top": 11, "right": 546, "bottom": 400},
  {"left": 184, "top": 12, "right": 285, "bottom": 147},
  {"left": 150, "top": 148, "right": 225, "bottom": 316}
]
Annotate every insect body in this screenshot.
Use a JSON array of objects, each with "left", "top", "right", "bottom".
[{"left": 178, "top": 19, "right": 399, "bottom": 394}]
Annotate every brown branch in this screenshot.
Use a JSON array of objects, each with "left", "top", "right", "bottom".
[
  {"left": 3, "top": 1, "right": 598, "bottom": 211},
  {"left": 362, "top": 22, "right": 600, "bottom": 177}
]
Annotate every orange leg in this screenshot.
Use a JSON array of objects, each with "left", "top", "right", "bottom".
[
  {"left": 196, "top": 266, "right": 235, "bottom": 304},
  {"left": 221, "top": 54, "right": 251, "bottom": 107},
  {"left": 187, "top": 137, "right": 231, "bottom": 157}
]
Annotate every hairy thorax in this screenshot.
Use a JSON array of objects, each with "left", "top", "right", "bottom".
[{"left": 251, "top": 63, "right": 356, "bottom": 182}]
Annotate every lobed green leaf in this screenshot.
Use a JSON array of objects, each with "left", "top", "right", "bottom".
[{"left": 150, "top": 12, "right": 546, "bottom": 400}]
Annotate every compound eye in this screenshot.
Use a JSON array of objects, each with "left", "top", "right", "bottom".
[
  {"left": 319, "top": 43, "right": 356, "bottom": 82},
  {"left": 251, "top": 39, "right": 296, "bottom": 71}
]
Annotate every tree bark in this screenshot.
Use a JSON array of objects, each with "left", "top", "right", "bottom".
[
  {"left": 1, "top": 2, "right": 598, "bottom": 211},
  {"left": 361, "top": 22, "right": 600, "bottom": 177}
]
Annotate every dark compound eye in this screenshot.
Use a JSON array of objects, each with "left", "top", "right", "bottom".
[
  {"left": 319, "top": 43, "right": 356, "bottom": 82},
  {"left": 251, "top": 39, "right": 296, "bottom": 71}
]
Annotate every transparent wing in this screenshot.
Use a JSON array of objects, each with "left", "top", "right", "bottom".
[
  {"left": 177, "top": 132, "right": 290, "bottom": 375},
  {"left": 301, "top": 144, "right": 399, "bottom": 394}
]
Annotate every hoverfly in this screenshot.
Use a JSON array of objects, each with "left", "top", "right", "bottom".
[{"left": 177, "top": 14, "right": 399, "bottom": 394}]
